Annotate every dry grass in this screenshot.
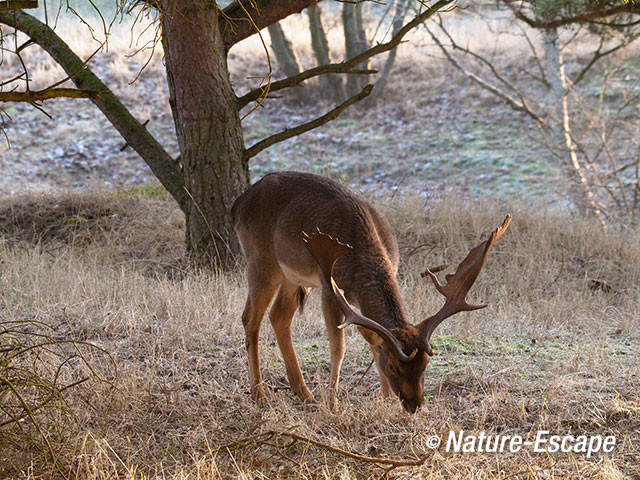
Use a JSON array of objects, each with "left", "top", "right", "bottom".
[
  {"left": 0, "top": 187, "right": 184, "bottom": 266},
  {"left": 0, "top": 188, "right": 638, "bottom": 479},
  {"left": 1, "top": 5, "right": 640, "bottom": 478}
]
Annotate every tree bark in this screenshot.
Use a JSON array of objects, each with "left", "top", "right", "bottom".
[
  {"left": 307, "top": 4, "right": 344, "bottom": 100},
  {"left": 160, "top": 0, "right": 249, "bottom": 267}
]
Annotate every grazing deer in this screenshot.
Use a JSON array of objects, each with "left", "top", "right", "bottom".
[{"left": 232, "top": 172, "right": 510, "bottom": 413}]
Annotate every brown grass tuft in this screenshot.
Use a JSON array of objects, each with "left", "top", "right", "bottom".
[{"left": 0, "top": 187, "right": 185, "bottom": 268}]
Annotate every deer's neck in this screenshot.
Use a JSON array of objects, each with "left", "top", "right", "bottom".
[{"left": 350, "top": 265, "right": 408, "bottom": 330}]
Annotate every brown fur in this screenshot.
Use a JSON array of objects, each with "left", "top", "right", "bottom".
[
  {"left": 232, "top": 172, "right": 508, "bottom": 413},
  {"left": 232, "top": 172, "right": 423, "bottom": 411}
]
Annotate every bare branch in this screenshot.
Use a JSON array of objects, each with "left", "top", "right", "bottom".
[
  {"left": 0, "top": 10, "right": 188, "bottom": 210},
  {"left": 272, "top": 430, "right": 428, "bottom": 467},
  {"left": 0, "top": 87, "right": 99, "bottom": 102},
  {"left": 0, "top": 1, "right": 38, "bottom": 11},
  {"left": 425, "top": 25, "right": 543, "bottom": 123},
  {"left": 0, "top": 72, "right": 26, "bottom": 88},
  {"left": 222, "top": 0, "right": 318, "bottom": 50},
  {"left": 516, "top": 23, "right": 549, "bottom": 88},
  {"left": 244, "top": 84, "right": 373, "bottom": 160},
  {"left": 501, "top": 0, "right": 640, "bottom": 29},
  {"left": 572, "top": 34, "right": 640, "bottom": 86},
  {"left": 238, "top": 0, "right": 454, "bottom": 109},
  {"left": 220, "top": 429, "right": 429, "bottom": 468},
  {"left": 606, "top": 157, "right": 640, "bottom": 177},
  {"left": 436, "top": 18, "right": 523, "bottom": 99},
  {"left": 238, "top": 67, "right": 375, "bottom": 109}
]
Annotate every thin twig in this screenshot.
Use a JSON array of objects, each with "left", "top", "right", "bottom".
[
  {"left": 237, "top": 0, "right": 454, "bottom": 109},
  {"left": 0, "top": 375, "right": 60, "bottom": 472},
  {"left": 425, "top": 24, "right": 543, "bottom": 123}
]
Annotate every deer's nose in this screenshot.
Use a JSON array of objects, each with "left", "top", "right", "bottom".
[{"left": 402, "top": 398, "right": 421, "bottom": 414}]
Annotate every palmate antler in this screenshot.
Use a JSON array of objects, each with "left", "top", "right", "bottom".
[
  {"left": 303, "top": 215, "right": 511, "bottom": 362},
  {"left": 302, "top": 229, "right": 416, "bottom": 362},
  {"left": 418, "top": 215, "right": 512, "bottom": 355}
]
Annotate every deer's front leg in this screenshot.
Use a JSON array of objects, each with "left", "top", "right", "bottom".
[{"left": 321, "top": 289, "right": 346, "bottom": 410}]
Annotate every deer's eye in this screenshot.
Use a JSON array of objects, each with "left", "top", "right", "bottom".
[{"left": 388, "top": 364, "right": 400, "bottom": 376}]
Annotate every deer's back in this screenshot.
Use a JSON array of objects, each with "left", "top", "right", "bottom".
[{"left": 232, "top": 172, "right": 399, "bottom": 287}]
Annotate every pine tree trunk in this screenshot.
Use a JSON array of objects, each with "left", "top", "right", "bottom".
[
  {"left": 160, "top": 0, "right": 249, "bottom": 268},
  {"left": 308, "top": 4, "right": 344, "bottom": 101}
]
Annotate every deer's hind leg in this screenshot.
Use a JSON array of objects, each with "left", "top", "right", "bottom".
[{"left": 269, "top": 279, "right": 314, "bottom": 402}]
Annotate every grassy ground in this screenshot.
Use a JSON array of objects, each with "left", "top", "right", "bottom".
[{"left": 0, "top": 188, "right": 638, "bottom": 479}]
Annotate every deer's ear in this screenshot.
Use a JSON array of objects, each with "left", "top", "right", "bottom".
[{"left": 302, "top": 228, "right": 351, "bottom": 278}]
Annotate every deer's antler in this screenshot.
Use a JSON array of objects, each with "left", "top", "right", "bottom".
[
  {"left": 302, "top": 229, "right": 416, "bottom": 363},
  {"left": 418, "top": 215, "right": 512, "bottom": 356}
]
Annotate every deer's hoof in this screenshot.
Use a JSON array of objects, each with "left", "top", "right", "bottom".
[{"left": 252, "top": 387, "right": 270, "bottom": 408}]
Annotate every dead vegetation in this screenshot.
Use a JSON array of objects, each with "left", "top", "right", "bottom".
[
  {"left": 0, "top": 187, "right": 184, "bottom": 266},
  {"left": 0, "top": 188, "right": 638, "bottom": 479},
  {"left": 1, "top": 6, "right": 639, "bottom": 478}
]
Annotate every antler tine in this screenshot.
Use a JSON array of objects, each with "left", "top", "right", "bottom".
[
  {"left": 419, "top": 215, "right": 512, "bottom": 356},
  {"left": 302, "top": 229, "right": 416, "bottom": 363}
]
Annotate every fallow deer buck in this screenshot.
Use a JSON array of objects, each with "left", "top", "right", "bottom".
[{"left": 232, "top": 172, "right": 510, "bottom": 413}]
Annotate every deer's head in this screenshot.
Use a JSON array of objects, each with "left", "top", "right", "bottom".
[{"left": 303, "top": 215, "right": 511, "bottom": 413}]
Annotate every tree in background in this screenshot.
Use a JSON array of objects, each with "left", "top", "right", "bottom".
[
  {"left": 267, "top": 21, "right": 308, "bottom": 103},
  {"left": 428, "top": 0, "right": 640, "bottom": 223},
  {"left": 268, "top": 0, "right": 411, "bottom": 102},
  {"left": 307, "top": 3, "right": 345, "bottom": 100},
  {"left": 343, "top": 1, "right": 370, "bottom": 95},
  {"left": 0, "top": 0, "right": 453, "bottom": 266}
]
